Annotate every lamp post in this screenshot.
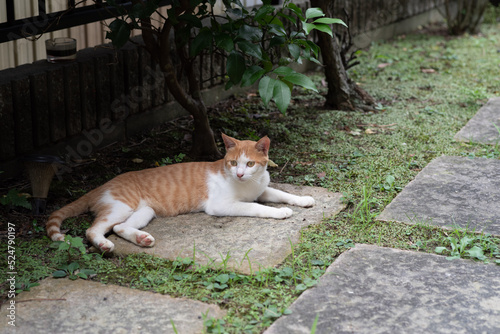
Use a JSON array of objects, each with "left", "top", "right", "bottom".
[{"left": 21, "top": 155, "right": 64, "bottom": 215}]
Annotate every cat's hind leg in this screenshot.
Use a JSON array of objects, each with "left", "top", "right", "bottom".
[
  {"left": 86, "top": 202, "right": 134, "bottom": 253},
  {"left": 112, "top": 206, "right": 156, "bottom": 247}
]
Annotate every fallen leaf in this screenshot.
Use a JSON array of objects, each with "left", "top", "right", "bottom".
[
  {"left": 421, "top": 68, "right": 436, "bottom": 73},
  {"left": 377, "top": 63, "right": 391, "bottom": 69},
  {"left": 349, "top": 130, "right": 362, "bottom": 136},
  {"left": 317, "top": 172, "right": 326, "bottom": 179},
  {"left": 365, "top": 128, "right": 376, "bottom": 134},
  {"left": 132, "top": 158, "right": 143, "bottom": 163}
]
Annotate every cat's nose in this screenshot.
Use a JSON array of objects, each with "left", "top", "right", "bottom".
[{"left": 237, "top": 173, "right": 244, "bottom": 178}]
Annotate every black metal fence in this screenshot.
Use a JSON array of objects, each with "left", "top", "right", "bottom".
[{"left": 0, "top": 0, "right": 171, "bottom": 44}]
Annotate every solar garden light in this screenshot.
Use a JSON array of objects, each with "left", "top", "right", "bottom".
[{"left": 22, "top": 155, "right": 64, "bottom": 215}]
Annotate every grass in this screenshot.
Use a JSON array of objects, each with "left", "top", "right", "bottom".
[{"left": 2, "top": 19, "right": 500, "bottom": 333}]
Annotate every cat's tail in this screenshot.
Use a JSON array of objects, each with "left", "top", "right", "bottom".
[{"left": 46, "top": 193, "right": 91, "bottom": 241}]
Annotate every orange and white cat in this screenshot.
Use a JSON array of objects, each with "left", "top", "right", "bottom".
[{"left": 47, "top": 134, "right": 315, "bottom": 252}]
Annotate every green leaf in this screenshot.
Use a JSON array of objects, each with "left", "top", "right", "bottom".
[
  {"left": 227, "top": 51, "right": 246, "bottom": 84},
  {"left": 258, "top": 76, "right": 277, "bottom": 106},
  {"left": 49, "top": 241, "right": 63, "bottom": 249},
  {"left": 296, "top": 283, "right": 307, "bottom": 291},
  {"left": 106, "top": 19, "right": 131, "bottom": 49},
  {"left": 288, "top": 44, "right": 301, "bottom": 60},
  {"left": 190, "top": 29, "right": 212, "bottom": 56},
  {"left": 311, "top": 23, "right": 335, "bottom": 37},
  {"left": 241, "top": 65, "right": 266, "bottom": 87},
  {"left": 277, "top": 12, "right": 297, "bottom": 25},
  {"left": 305, "top": 8, "right": 324, "bottom": 20},
  {"left": 467, "top": 246, "right": 487, "bottom": 260},
  {"left": 262, "top": 60, "right": 273, "bottom": 72},
  {"left": 84, "top": 268, "right": 97, "bottom": 275},
  {"left": 314, "top": 17, "right": 347, "bottom": 27},
  {"left": 311, "top": 260, "right": 325, "bottom": 266},
  {"left": 214, "top": 33, "right": 234, "bottom": 52},
  {"left": 272, "top": 79, "right": 292, "bottom": 114},
  {"left": 69, "top": 274, "right": 78, "bottom": 280},
  {"left": 302, "top": 22, "right": 316, "bottom": 35},
  {"left": 68, "top": 262, "right": 80, "bottom": 273},
  {"left": 303, "top": 277, "right": 318, "bottom": 287},
  {"left": 263, "top": 306, "right": 281, "bottom": 318},
  {"left": 1, "top": 189, "right": 32, "bottom": 209},
  {"left": 286, "top": 3, "right": 305, "bottom": 21},
  {"left": 254, "top": 4, "right": 275, "bottom": 22},
  {"left": 283, "top": 72, "right": 318, "bottom": 92},
  {"left": 215, "top": 273, "right": 230, "bottom": 284},
  {"left": 237, "top": 40, "right": 263, "bottom": 60},
  {"left": 279, "top": 266, "right": 294, "bottom": 277},
  {"left": 273, "top": 66, "right": 294, "bottom": 76},
  {"left": 213, "top": 283, "right": 228, "bottom": 290},
  {"left": 237, "top": 25, "right": 263, "bottom": 42},
  {"left": 77, "top": 272, "right": 88, "bottom": 279},
  {"left": 269, "top": 35, "right": 286, "bottom": 48},
  {"left": 435, "top": 247, "right": 447, "bottom": 254},
  {"left": 178, "top": 13, "right": 203, "bottom": 28},
  {"left": 58, "top": 242, "right": 70, "bottom": 251},
  {"left": 268, "top": 23, "right": 286, "bottom": 36},
  {"left": 70, "top": 237, "right": 85, "bottom": 250},
  {"left": 52, "top": 270, "right": 68, "bottom": 278},
  {"left": 306, "top": 40, "right": 320, "bottom": 58}
]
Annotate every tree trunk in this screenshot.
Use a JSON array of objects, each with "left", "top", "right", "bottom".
[
  {"left": 141, "top": 12, "right": 222, "bottom": 160},
  {"left": 315, "top": 27, "right": 355, "bottom": 110},
  {"left": 310, "top": 0, "right": 375, "bottom": 111}
]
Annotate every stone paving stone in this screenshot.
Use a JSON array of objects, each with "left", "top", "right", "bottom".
[
  {"left": 264, "top": 244, "right": 500, "bottom": 334},
  {"left": 110, "top": 184, "right": 345, "bottom": 274},
  {"left": 377, "top": 156, "right": 500, "bottom": 236},
  {"left": 454, "top": 97, "right": 500, "bottom": 145},
  {"left": 0, "top": 278, "right": 226, "bottom": 334}
]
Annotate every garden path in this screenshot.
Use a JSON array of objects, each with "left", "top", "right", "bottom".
[
  {"left": 2, "top": 98, "right": 500, "bottom": 333},
  {"left": 266, "top": 97, "right": 500, "bottom": 333}
]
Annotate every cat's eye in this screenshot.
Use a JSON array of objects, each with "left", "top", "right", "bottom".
[
  {"left": 230, "top": 160, "right": 238, "bottom": 166},
  {"left": 247, "top": 161, "right": 255, "bottom": 167}
]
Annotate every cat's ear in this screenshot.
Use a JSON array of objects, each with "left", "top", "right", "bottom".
[
  {"left": 222, "top": 133, "right": 237, "bottom": 151},
  {"left": 255, "top": 136, "right": 270, "bottom": 155}
]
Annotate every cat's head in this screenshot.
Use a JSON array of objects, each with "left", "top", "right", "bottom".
[{"left": 222, "top": 133, "right": 270, "bottom": 182}]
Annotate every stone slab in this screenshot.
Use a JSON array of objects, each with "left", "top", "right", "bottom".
[
  {"left": 376, "top": 156, "right": 500, "bottom": 236},
  {"left": 0, "top": 278, "right": 225, "bottom": 334},
  {"left": 110, "top": 184, "right": 345, "bottom": 274},
  {"left": 265, "top": 244, "right": 500, "bottom": 334},
  {"left": 454, "top": 97, "right": 500, "bottom": 145}
]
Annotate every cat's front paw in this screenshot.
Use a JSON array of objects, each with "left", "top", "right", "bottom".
[
  {"left": 295, "top": 196, "right": 315, "bottom": 208},
  {"left": 274, "top": 207, "right": 293, "bottom": 219}
]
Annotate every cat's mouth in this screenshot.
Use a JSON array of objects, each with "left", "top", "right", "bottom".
[{"left": 236, "top": 175, "right": 250, "bottom": 182}]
